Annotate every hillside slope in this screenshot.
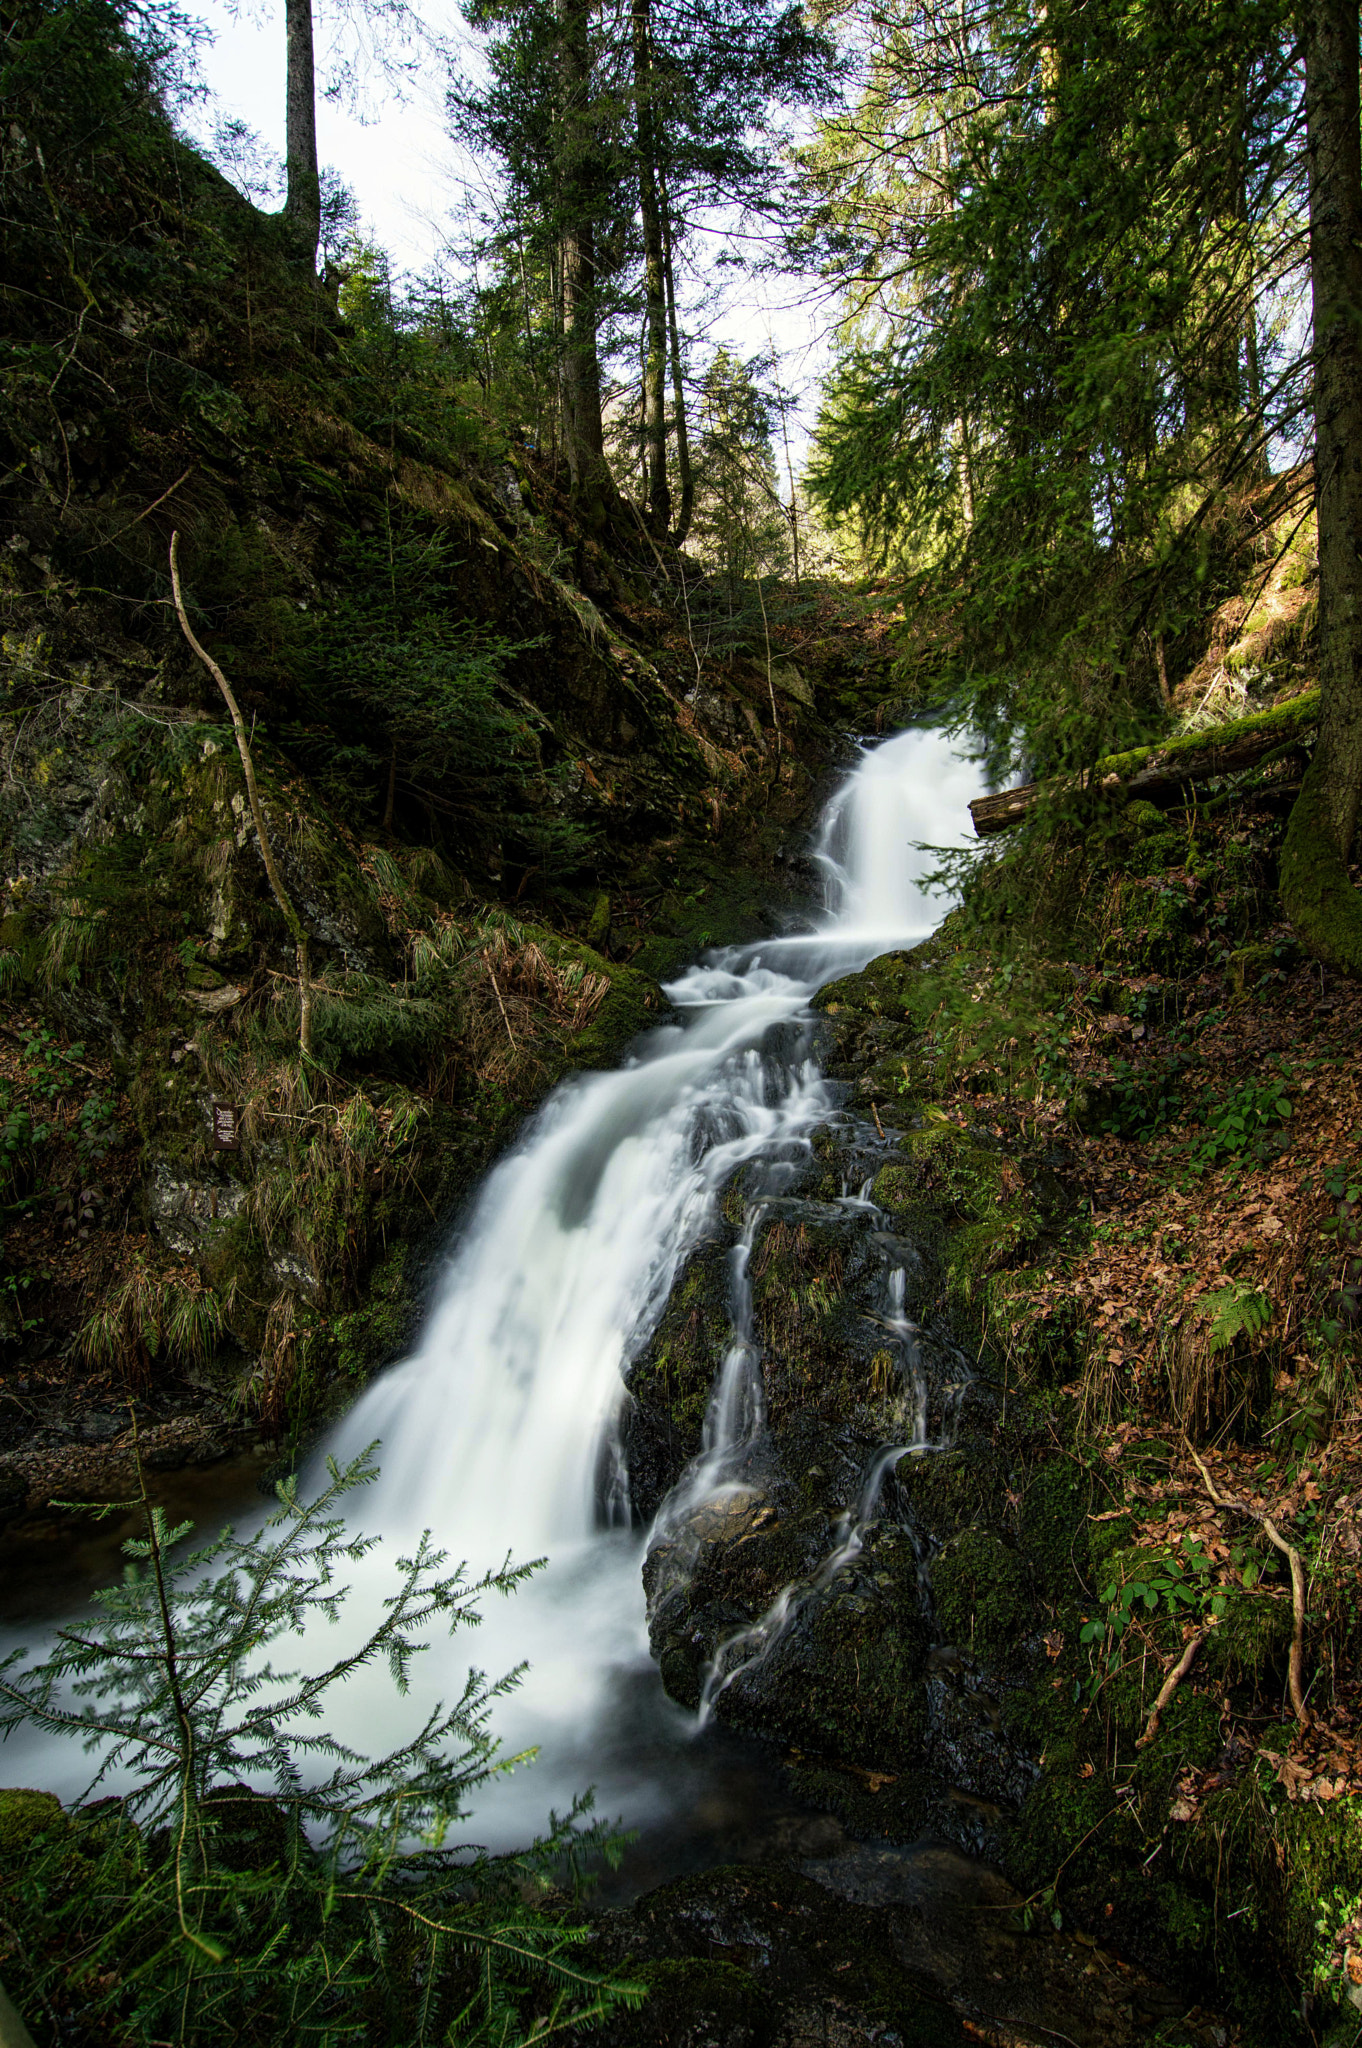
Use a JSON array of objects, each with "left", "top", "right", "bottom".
[{"left": 0, "top": 0, "right": 886, "bottom": 1508}]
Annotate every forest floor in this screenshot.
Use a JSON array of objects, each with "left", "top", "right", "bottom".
[{"left": 868, "top": 787, "right": 1362, "bottom": 2029}]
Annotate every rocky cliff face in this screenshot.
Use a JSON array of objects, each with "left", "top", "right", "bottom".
[{"left": 610, "top": 911, "right": 1362, "bottom": 2048}]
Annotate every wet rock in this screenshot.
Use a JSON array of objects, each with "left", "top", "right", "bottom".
[
  {"left": 590, "top": 1862, "right": 968, "bottom": 2048},
  {"left": 929, "top": 1529, "right": 1031, "bottom": 1669},
  {"left": 147, "top": 1162, "right": 248, "bottom": 1259},
  {"left": 626, "top": 1022, "right": 1062, "bottom": 1846},
  {"left": 590, "top": 1855, "right": 1227, "bottom": 2048},
  {"left": 922, "top": 1650, "right": 1037, "bottom": 1811},
  {"left": 625, "top": 1237, "right": 737, "bottom": 1523}
]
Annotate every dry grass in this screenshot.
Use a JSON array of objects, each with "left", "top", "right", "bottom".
[
  {"left": 75, "top": 1262, "right": 225, "bottom": 1391},
  {"left": 459, "top": 922, "right": 610, "bottom": 1088}
]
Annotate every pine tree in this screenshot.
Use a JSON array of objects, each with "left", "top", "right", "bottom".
[
  {"left": 692, "top": 348, "right": 791, "bottom": 608},
  {"left": 804, "top": 0, "right": 1303, "bottom": 771}
]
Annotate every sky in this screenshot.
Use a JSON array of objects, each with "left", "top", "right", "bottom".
[{"left": 180, "top": 0, "right": 836, "bottom": 470}]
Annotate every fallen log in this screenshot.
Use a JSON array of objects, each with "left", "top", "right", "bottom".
[{"left": 970, "top": 689, "right": 1320, "bottom": 837}]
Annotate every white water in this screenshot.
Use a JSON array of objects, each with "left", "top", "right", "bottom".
[{"left": 2, "top": 726, "right": 984, "bottom": 1846}]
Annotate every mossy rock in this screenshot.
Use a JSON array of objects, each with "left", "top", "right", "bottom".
[
  {"left": 748, "top": 1210, "right": 877, "bottom": 1421},
  {"left": 1126, "top": 827, "right": 1193, "bottom": 877},
  {"left": 872, "top": 1160, "right": 918, "bottom": 1211},
  {"left": 1227, "top": 941, "right": 1280, "bottom": 995},
  {"left": 930, "top": 1527, "right": 1030, "bottom": 1663},
  {"left": 1086, "top": 1512, "right": 1138, "bottom": 1582},
  {"left": 1019, "top": 1459, "right": 1091, "bottom": 1600},
  {"left": 0, "top": 1789, "right": 68, "bottom": 1864},
  {"left": 331, "top": 1240, "right": 415, "bottom": 1381},
  {"left": 812, "top": 948, "right": 923, "bottom": 1022},
  {"left": 899, "top": 1123, "right": 1005, "bottom": 1210},
  {"left": 893, "top": 1442, "right": 1007, "bottom": 1548},
  {"left": 623, "top": 1240, "right": 733, "bottom": 1519},
  {"left": 618, "top": 1955, "right": 773, "bottom": 2044},
  {"left": 601, "top": 1865, "right": 969, "bottom": 2047},
  {"left": 540, "top": 935, "right": 667, "bottom": 1069}
]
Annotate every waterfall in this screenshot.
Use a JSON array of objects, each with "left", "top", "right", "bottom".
[{"left": 1, "top": 726, "right": 983, "bottom": 1846}]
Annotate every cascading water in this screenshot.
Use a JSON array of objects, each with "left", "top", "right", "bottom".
[{"left": 1, "top": 725, "right": 983, "bottom": 1849}]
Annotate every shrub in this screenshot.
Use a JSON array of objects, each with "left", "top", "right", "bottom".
[{"left": 0, "top": 1448, "right": 642, "bottom": 2045}]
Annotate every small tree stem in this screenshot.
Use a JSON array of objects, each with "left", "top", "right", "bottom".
[{"left": 170, "top": 532, "right": 313, "bottom": 1055}]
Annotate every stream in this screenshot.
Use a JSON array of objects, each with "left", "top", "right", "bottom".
[{"left": 2, "top": 726, "right": 984, "bottom": 1877}]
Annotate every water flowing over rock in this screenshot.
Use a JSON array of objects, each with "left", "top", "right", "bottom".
[{"left": 311, "top": 725, "right": 989, "bottom": 1841}]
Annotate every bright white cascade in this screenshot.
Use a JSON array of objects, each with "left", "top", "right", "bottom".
[{"left": 2, "top": 727, "right": 983, "bottom": 1842}]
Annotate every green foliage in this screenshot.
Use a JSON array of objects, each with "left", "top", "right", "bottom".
[
  {"left": 1200, "top": 1280, "right": 1274, "bottom": 1355},
  {"left": 335, "top": 245, "right": 526, "bottom": 460},
  {"left": 1077, "top": 1536, "right": 1228, "bottom": 1700},
  {"left": 293, "top": 516, "right": 539, "bottom": 840},
  {"left": 0, "top": 1030, "right": 118, "bottom": 1220},
  {"left": 75, "top": 1265, "right": 226, "bottom": 1389},
  {"left": 0, "top": 1449, "right": 642, "bottom": 2046},
  {"left": 1091, "top": 1054, "right": 1195, "bottom": 1141},
  {"left": 690, "top": 350, "right": 791, "bottom": 607},
  {"left": 805, "top": 0, "right": 1305, "bottom": 774},
  {"left": 1190, "top": 1074, "right": 1293, "bottom": 1172}
]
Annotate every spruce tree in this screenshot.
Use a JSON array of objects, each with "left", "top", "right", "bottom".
[
  {"left": 1280, "top": 0, "right": 1362, "bottom": 972},
  {"left": 457, "top": 0, "right": 835, "bottom": 541},
  {"left": 804, "top": 0, "right": 1303, "bottom": 770}
]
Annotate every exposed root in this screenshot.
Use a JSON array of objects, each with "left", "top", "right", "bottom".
[
  {"left": 1187, "top": 1443, "right": 1312, "bottom": 1726},
  {"left": 1137, "top": 1631, "right": 1206, "bottom": 1749}
]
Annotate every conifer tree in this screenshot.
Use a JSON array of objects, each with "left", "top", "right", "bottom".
[
  {"left": 692, "top": 348, "right": 790, "bottom": 604},
  {"left": 804, "top": 0, "right": 1303, "bottom": 768},
  {"left": 458, "top": 0, "right": 834, "bottom": 541}
]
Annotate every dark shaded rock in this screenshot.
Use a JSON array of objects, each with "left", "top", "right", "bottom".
[
  {"left": 929, "top": 1529, "right": 1031, "bottom": 1667},
  {"left": 589, "top": 1854, "right": 1229, "bottom": 2048},
  {"left": 590, "top": 1862, "right": 968, "bottom": 2047},
  {"left": 625, "top": 1237, "right": 737, "bottom": 1524}
]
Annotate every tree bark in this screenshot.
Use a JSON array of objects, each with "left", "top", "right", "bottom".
[
  {"left": 661, "top": 171, "right": 693, "bottom": 548},
  {"left": 1280, "top": 0, "right": 1362, "bottom": 975},
  {"left": 284, "top": 0, "right": 321, "bottom": 269},
  {"left": 631, "top": 0, "right": 670, "bottom": 535},
  {"left": 558, "top": 0, "right": 609, "bottom": 530}
]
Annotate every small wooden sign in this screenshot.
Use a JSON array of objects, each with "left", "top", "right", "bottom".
[{"left": 212, "top": 1103, "right": 240, "bottom": 1151}]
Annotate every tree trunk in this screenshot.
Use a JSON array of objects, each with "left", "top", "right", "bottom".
[
  {"left": 284, "top": 0, "right": 321, "bottom": 269},
  {"left": 1237, "top": 86, "right": 1266, "bottom": 476},
  {"left": 957, "top": 415, "right": 975, "bottom": 532},
  {"left": 661, "top": 172, "right": 694, "bottom": 548},
  {"left": 1281, "top": 0, "right": 1362, "bottom": 974},
  {"left": 558, "top": 0, "right": 609, "bottom": 530},
  {"left": 631, "top": 0, "right": 670, "bottom": 535}
]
